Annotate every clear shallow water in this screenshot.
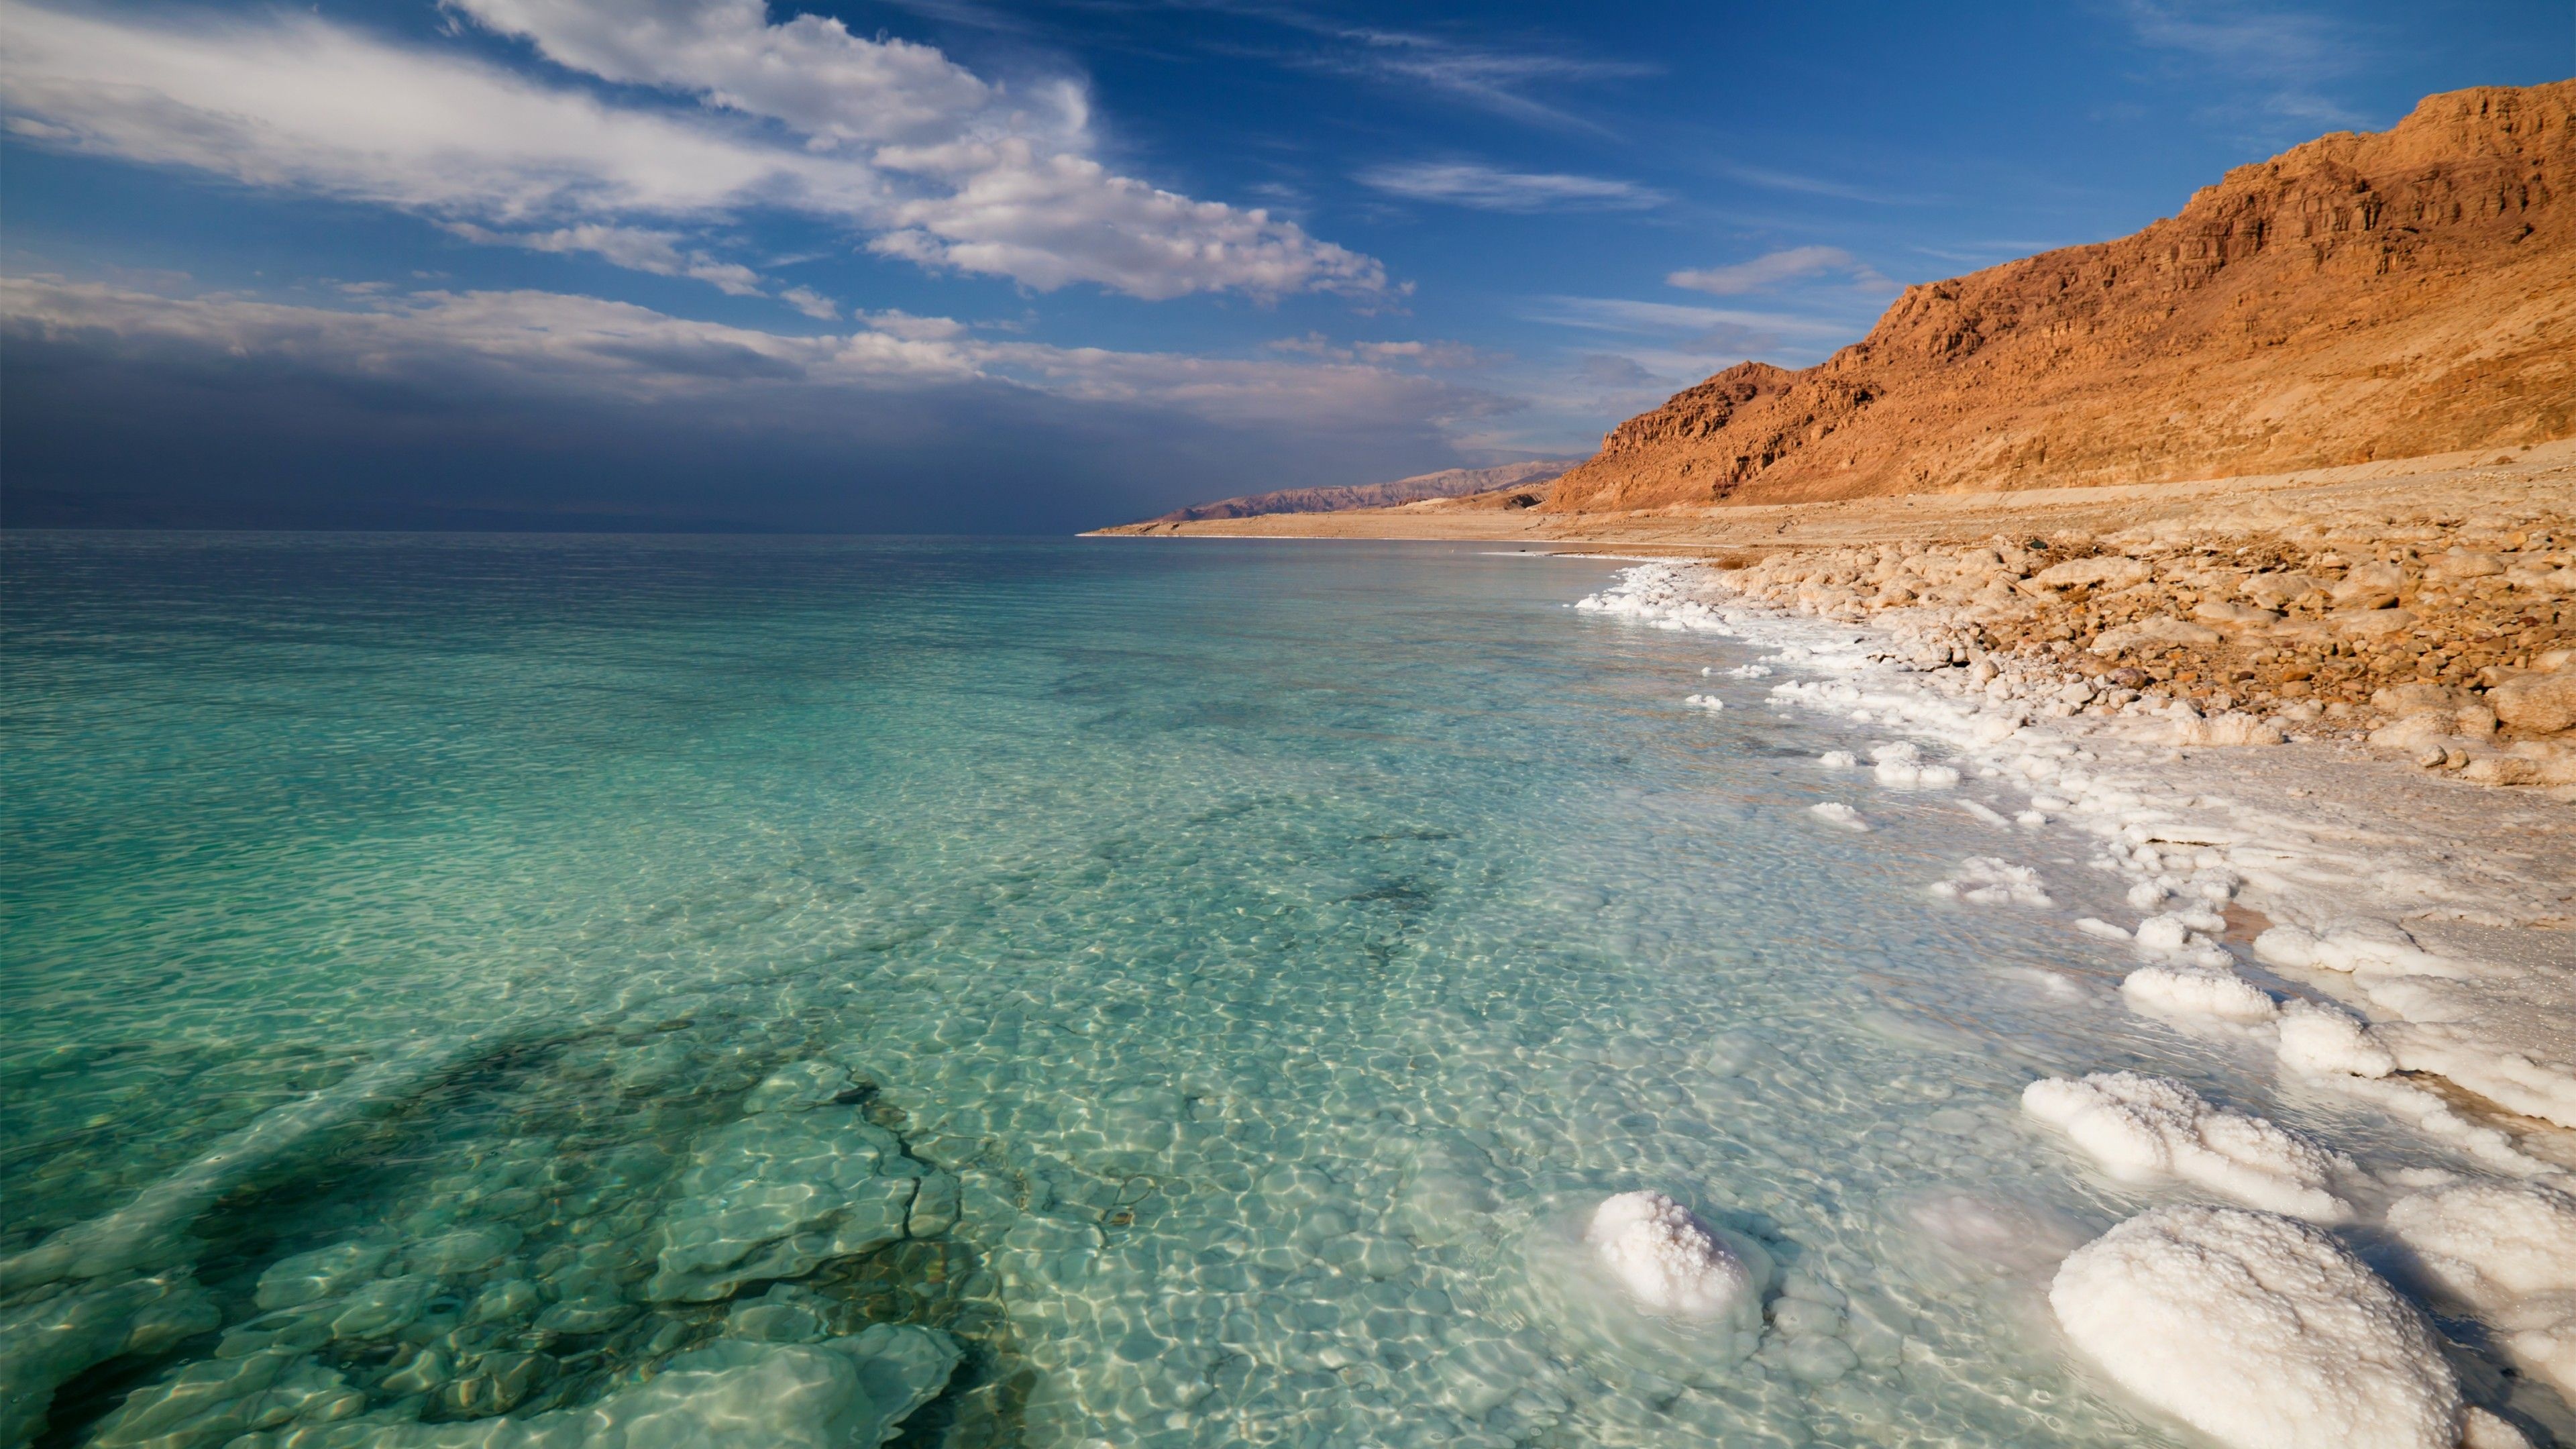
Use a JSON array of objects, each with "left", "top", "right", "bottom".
[{"left": 0, "top": 535, "right": 2424, "bottom": 1448}]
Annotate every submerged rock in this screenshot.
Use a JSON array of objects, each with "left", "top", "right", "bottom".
[{"left": 647, "top": 1104, "right": 921, "bottom": 1303}]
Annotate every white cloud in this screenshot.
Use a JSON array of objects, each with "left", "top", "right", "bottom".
[
  {"left": 447, "top": 223, "right": 767, "bottom": 294},
  {"left": 1, "top": 274, "right": 1495, "bottom": 433},
  {"left": 1667, "top": 246, "right": 1895, "bottom": 297},
  {"left": 1356, "top": 162, "right": 1662, "bottom": 213},
  {"left": 779, "top": 286, "right": 837, "bottom": 319},
  {"left": 0, "top": 1, "right": 1384, "bottom": 301},
  {"left": 445, "top": 0, "right": 1008, "bottom": 148}
]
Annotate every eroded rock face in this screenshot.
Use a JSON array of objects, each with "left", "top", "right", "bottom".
[{"left": 1548, "top": 82, "right": 2575, "bottom": 515}]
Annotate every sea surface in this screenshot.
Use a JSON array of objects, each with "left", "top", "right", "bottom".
[{"left": 1, "top": 534, "right": 2386, "bottom": 1448}]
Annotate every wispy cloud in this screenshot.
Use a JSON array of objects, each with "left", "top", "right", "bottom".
[
  {"left": 1668, "top": 246, "right": 1896, "bottom": 297},
  {"left": 2112, "top": 0, "right": 2375, "bottom": 131},
  {"left": 1709, "top": 161, "right": 1927, "bottom": 207},
  {"left": 1324, "top": 28, "right": 1655, "bottom": 135},
  {"left": 1357, "top": 162, "right": 1662, "bottom": 213},
  {"left": 1265, "top": 332, "right": 1489, "bottom": 368},
  {"left": 444, "top": 223, "right": 767, "bottom": 297},
  {"left": 1202, "top": 3, "right": 1650, "bottom": 134},
  {"left": 0, "top": 1, "right": 1388, "bottom": 303},
  {"left": 1522, "top": 296, "right": 1849, "bottom": 340}
]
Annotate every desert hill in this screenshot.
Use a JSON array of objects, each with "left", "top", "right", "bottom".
[
  {"left": 1102, "top": 459, "right": 1580, "bottom": 531},
  {"left": 1546, "top": 81, "right": 2575, "bottom": 515}
]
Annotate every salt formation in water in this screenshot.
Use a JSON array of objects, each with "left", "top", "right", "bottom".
[
  {"left": 2275, "top": 1000, "right": 2398, "bottom": 1078},
  {"left": 1809, "top": 802, "right": 1870, "bottom": 831},
  {"left": 1929, "top": 857, "right": 2051, "bottom": 906},
  {"left": 2051, "top": 1205, "right": 2464, "bottom": 1449},
  {"left": 1683, "top": 693, "right": 1725, "bottom": 711},
  {"left": 202, "top": 1324, "right": 960, "bottom": 1449},
  {"left": 2022, "top": 1073, "right": 2350, "bottom": 1222},
  {"left": 2386, "top": 1181, "right": 2576, "bottom": 1399},
  {"left": 2121, "top": 964, "right": 2281, "bottom": 1025},
  {"left": 1868, "top": 742, "right": 1960, "bottom": 788},
  {"left": 1585, "top": 1191, "right": 1755, "bottom": 1322}
]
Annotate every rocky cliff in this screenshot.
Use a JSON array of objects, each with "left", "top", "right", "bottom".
[{"left": 1548, "top": 81, "right": 2576, "bottom": 515}]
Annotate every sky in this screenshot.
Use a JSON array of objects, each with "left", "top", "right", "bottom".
[{"left": 2, "top": 1, "right": 2565, "bottom": 533}]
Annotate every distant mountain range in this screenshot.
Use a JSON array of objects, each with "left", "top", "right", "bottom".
[
  {"left": 1546, "top": 81, "right": 2573, "bottom": 514},
  {"left": 1117, "top": 460, "right": 1582, "bottom": 526}
]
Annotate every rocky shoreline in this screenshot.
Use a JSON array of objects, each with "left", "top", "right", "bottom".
[{"left": 1653, "top": 462, "right": 2576, "bottom": 796}]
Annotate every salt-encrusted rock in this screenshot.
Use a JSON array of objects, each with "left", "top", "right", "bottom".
[
  {"left": 2491, "top": 672, "right": 2576, "bottom": 734},
  {"left": 647, "top": 1106, "right": 920, "bottom": 1302},
  {"left": 2386, "top": 1181, "right": 2576, "bottom": 1399},
  {"left": 2275, "top": 1002, "right": 2396, "bottom": 1079},
  {"left": 2051, "top": 1205, "right": 2463, "bottom": 1449},
  {"left": 0, "top": 1272, "right": 219, "bottom": 1448},
  {"left": 229, "top": 1326, "right": 961, "bottom": 1449},
  {"left": 1585, "top": 1191, "right": 1756, "bottom": 1321},
  {"left": 2123, "top": 965, "right": 2282, "bottom": 1024},
  {"left": 2176, "top": 711, "right": 2287, "bottom": 746},
  {"left": 2023, "top": 1073, "right": 2347, "bottom": 1221},
  {"left": 255, "top": 1243, "right": 391, "bottom": 1311}
]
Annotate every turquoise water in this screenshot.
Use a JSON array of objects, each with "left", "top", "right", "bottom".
[{"left": 0, "top": 535, "right": 2400, "bottom": 1448}]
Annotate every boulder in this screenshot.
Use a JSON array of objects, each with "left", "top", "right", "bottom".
[
  {"left": 2334, "top": 608, "right": 2418, "bottom": 639},
  {"left": 2036, "top": 556, "right": 2151, "bottom": 590},
  {"left": 2492, "top": 672, "right": 2576, "bottom": 734},
  {"left": 2330, "top": 561, "right": 2406, "bottom": 610},
  {"left": 2241, "top": 572, "right": 2322, "bottom": 608},
  {"left": 2091, "top": 616, "right": 2223, "bottom": 654},
  {"left": 2423, "top": 549, "right": 2505, "bottom": 580}
]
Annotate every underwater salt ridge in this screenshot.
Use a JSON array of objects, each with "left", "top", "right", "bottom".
[{"left": 1, "top": 535, "right": 2561, "bottom": 1448}]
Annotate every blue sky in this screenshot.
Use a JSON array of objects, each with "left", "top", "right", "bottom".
[{"left": 3, "top": 0, "right": 2565, "bottom": 531}]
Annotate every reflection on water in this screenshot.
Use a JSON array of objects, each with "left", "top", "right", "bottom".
[{"left": 1, "top": 535, "right": 2464, "bottom": 1446}]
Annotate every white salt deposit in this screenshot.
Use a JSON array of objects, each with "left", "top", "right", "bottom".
[
  {"left": 1929, "top": 857, "right": 2051, "bottom": 907},
  {"left": 1809, "top": 802, "right": 1869, "bottom": 831},
  {"left": 2273, "top": 1001, "right": 2396, "bottom": 1079},
  {"left": 2050, "top": 1205, "right": 2463, "bottom": 1449},
  {"left": 2076, "top": 918, "right": 2131, "bottom": 941},
  {"left": 1585, "top": 1191, "right": 1756, "bottom": 1322},
  {"left": 2386, "top": 1181, "right": 2576, "bottom": 1399},
  {"left": 2122, "top": 965, "right": 2281, "bottom": 1026},
  {"left": 1683, "top": 693, "right": 1725, "bottom": 711},
  {"left": 2021, "top": 1073, "right": 2348, "bottom": 1222},
  {"left": 1818, "top": 749, "right": 1857, "bottom": 768}
]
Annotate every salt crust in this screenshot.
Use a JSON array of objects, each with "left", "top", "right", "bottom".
[
  {"left": 1584, "top": 1191, "right": 1754, "bottom": 1322},
  {"left": 1929, "top": 857, "right": 2051, "bottom": 907},
  {"left": 2122, "top": 965, "right": 2280, "bottom": 1026},
  {"left": 1576, "top": 564, "right": 2576, "bottom": 1139},
  {"left": 2050, "top": 1205, "right": 2463, "bottom": 1449},
  {"left": 2385, "top": 1181, "right": 2576, "bottom": 1400},
  {"left": 1809, "top": 802, "right": 1870, "bottom": 831},
  {"left": 2022, "top": 1073, "right": 2351, "bottom": 1222}
]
